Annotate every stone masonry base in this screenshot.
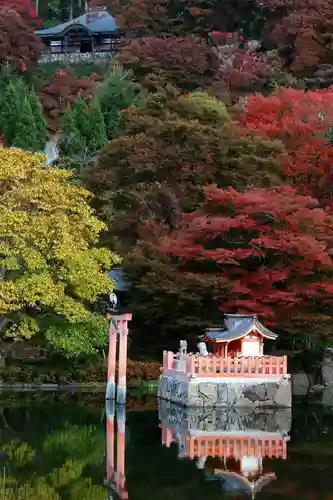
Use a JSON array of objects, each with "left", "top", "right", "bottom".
[
  {"left": 158, "top": 399, "right": 292, "bottom": 435},
  {"left": 157, "top": 373, "right": 292, "bottom": 408}
]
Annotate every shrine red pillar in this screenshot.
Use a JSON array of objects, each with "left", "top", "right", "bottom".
[
  {"left": 106, "top": 399, "right": 115, "bottom": 484},
  {"left": 106, "top": 312, "right": 132, "bottom": 403},
  {"left": 106, "top": 318, "right": 118, "bottom": 400},
  {"left": 106, "top": 401, "right": 129, "bottom": 499},
  {"left": 116, "top": 405, "right": 128, "bottom": 498}
]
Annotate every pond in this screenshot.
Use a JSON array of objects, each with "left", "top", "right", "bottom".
[{"left": 0, "top": 392, "right": 332, "bottom": 499}]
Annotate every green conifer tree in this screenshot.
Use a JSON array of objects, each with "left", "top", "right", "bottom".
[
  {"left": 11, "top": 96, "right": 38, "bottom": 151},
  {"left": 97, "top": 64, "right": 140, "bottom": 137},
  {"left": 72, "top": 95, "right": 90, "bottom": 142},
  {"left": 29, "top": 88, "right": 47, "bottom": 151},
  {"left": 59, "top": 105, "right": 86, "bottom": 158},
  {"left": 86, "top": 97, "right": 108, "bottom": 154},
  {"left": 0, "top": 80, "right": 19, "bottom": 145},
  {"left": 0, "top": 73, "right": 46, "bottom": 152}
]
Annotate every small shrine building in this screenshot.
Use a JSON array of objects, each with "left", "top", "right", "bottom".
[{"left": 204, "top": 314, "right": 278, "bottom": 358}]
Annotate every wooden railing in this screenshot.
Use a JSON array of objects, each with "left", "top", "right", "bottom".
[
  {"left": 186, "top": 435, "right": 288, "bottom": 459},
  {"left": 162, "top": 351, "right": 288, "bottom": 378}
]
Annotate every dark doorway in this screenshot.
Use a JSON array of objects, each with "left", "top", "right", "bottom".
[{"left": 80, "top": 38, "right": 92, "bottom": 53}]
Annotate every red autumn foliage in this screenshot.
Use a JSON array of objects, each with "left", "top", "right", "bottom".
[
  {"left": 90, "top": 0, "right": 260, "bottom": 38},
  {"left": 38, "top": 69, "right": 100, "bottom": 132},
  {"left": 158, "top": 184, "right": 333, "bottom": 328},
  {"left": 238, "top": 87, "right": 333, "bottom": 203},
  {"left": 116, "top": 36, "right": 219, "bottom": 91},
  {"left": 0, "top": 0, "right": 41, "bottom": 27},
  {"left": 0, "top": 7, "right": 42, "bottom": 70},
  {"left": 211, "top": 39, "right": 269, "bottom": 97},
  {"left": 90, "top": 0, "right": 169, "bottom": 35},
  {"left": 254, "top": 0, "right": 333, "bottom": 75}
]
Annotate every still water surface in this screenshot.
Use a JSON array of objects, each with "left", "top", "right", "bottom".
[{"left": 0, "top": 393, "right": 332, "bottom": 499}]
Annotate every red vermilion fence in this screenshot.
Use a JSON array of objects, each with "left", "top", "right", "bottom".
[
  {"left": 163, "top": 351, "right": 288, "bottom": 378},
  {"left": 185, "top": 435, "right": 288, "bottom": 460},
  {"left": 161, "top": 426, "right": 288, "bottom": 459}
]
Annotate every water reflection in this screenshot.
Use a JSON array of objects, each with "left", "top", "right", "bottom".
[
  {"left": 1, "top": 393, "right": 333, "bottom": 499},
  {"left": 159, "top": 401, "right": 291, "bottom": 499},
  {"left": 106, "top": 401, "right": 128, "bottom": 499}
]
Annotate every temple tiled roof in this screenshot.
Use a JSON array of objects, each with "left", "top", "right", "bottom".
[
  {"left": 36, "top": 9, "right": 118, "bottom": 38},
  {"left": 205, "top": 314, "right": 277, "bottom": 342}
]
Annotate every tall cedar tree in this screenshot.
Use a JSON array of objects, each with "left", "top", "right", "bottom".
[
  {"left": 0, "top": 8, "right": 42, "bottom": 71},
  {"left": 87, "top": 97, "right": 108, "bottom": 153},
  {"left": 72, "top": 95, "right": 91, "bottom": 143},
  {"left": 81, "top": 88, "right": 284, "bottom": 251},
  {"left": 58, "top": 97, "right": 108, "bottom": 165},
  {"left": 116, "top": 36, "right": 220, "bottom": 92},
  {"left": 11, "top": 97, "right": 38, "bottom": 150},
  {"left": 157, "top": 184, "right": 333, "bottom": 335},
  {"left": 0, "top": 75, "right": 47, "bottom": 151},
  {"left": 238, "top": 87, "right": 333, "bottom": 204},
  {"left": 58, "top": 104, "right": 85, "bottom": 158},
  {"left": 96, "top": 64, "right": 141, "bottom": 138},
  {"left": 0, "top": 80, "right": 19, "bottom": 145},
  {"left": 28, "top": 88, "right": 47, "bottom": 150}
]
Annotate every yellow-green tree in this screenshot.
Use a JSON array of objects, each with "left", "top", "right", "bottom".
[{"left": 0, "top": 147, "right": 120, "bottom": 350}]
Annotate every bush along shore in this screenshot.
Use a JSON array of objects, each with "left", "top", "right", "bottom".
[{"left": 0, "top": 356, "right": 161, "bottom": 389}]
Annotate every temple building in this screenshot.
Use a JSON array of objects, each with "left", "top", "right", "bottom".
[
  {"left": 36, "top": 7, "right": 123, "bottom": 58},
  {"left": 205, "top": 314, "right": 278, "bottom": 357}
]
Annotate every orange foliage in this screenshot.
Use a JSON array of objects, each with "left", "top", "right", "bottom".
[
  {"left": 256, "top": 0, "right": 333, "bottom": 75},
  {"left": 0, "top": 7, "right": 41, "bottom": 70},
  {"left": 38, "top": 69, "right": 100, "bottom": 132},
  {"left": 238, "top": 87, "right": 333, "bottom": 203}
]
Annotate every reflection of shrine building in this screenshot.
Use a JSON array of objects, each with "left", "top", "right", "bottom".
[
  {"left": 159, "top": 400, "right": 291, "bottom": 499},
  {"left": 105, "top": 401, "right": 128, "bottom": 500}
]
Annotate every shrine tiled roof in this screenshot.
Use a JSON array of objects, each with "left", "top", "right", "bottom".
[
  {"left": 208, "top": 470, "right": 276, "bottom": 498},
  {"left": 205, "top": 314, "right": 277, "bottom": 342},
  {"left": 36, "top": 9, "right": 118, "bottom": 38}
]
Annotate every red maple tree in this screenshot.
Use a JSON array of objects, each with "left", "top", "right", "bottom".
[
  {"left": 90, "top": 0, "right": 261, "bottom": 38},
  {"left": 38, "top": 69, "right": 100, "bottom": 132},
  {"left": 210, "top": 35, "right": 269, "bottom": 97},
  {"left": 0, "top": 0, "right": 42, "bottom": 27},
  {"left": 158, "top": 184, "right": 333, "bottom": 328},
  {"left": 0, "top": 7, "right": 42, "bottom": 70},
  {"left": 116, "top": 36, "right": 219, "bottom": 91},
  {"left": 254, "top": 0, "right": 333, "bottom": 76},
  {"left": 237, "top": 87, "right": 333, "bottom": 204}
]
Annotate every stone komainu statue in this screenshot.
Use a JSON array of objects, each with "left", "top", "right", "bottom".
[{"left": 179, "top": 340, "right": 187, "bottom": 356}]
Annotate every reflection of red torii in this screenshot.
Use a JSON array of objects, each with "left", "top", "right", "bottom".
[{"left": 106, "top": 401, "right": 128, "bottom": 500}]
